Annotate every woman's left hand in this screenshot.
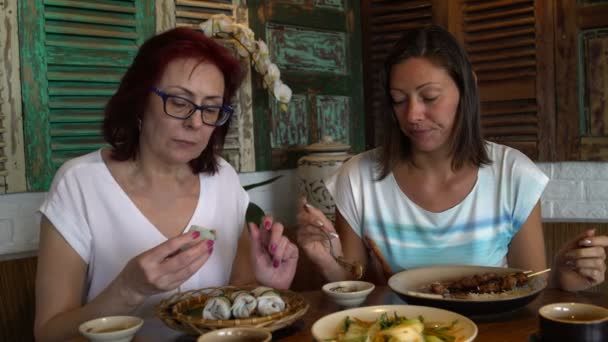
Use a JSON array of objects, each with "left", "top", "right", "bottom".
[
  {"left": 249, "top": 215, "right": 299, "bottom": 289},
  {"left": 555, "top": 229, "right": 607, "bottom": 291}
]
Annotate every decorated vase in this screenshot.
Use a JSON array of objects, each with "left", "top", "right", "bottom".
[{"left": 297, "top": 136, "right": 352, "bottom": 222}]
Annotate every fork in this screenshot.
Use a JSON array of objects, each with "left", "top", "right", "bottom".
[{"left": 314, "top": 226, "right": 364, "bottom": 280}]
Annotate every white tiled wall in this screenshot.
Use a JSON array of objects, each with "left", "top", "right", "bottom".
[
  {"left": 538, "top": 162, "right": 608, "bottom": 222},
  {"left": 2, "top": 163, "right": 608, "bottom": 259}
]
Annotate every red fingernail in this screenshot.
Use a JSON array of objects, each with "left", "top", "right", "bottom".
[
  {"left": 192, "top": 231, "right": 200, "bottom": 239},
  {"left": 273, "top": 260, "right": 280, "bottom": 268},
  {"left": 264, "top": 220, "right": 272, "bottom": 230},
  {"left": 207, "top": 240, "right": 214, "bottom": 248},
  {"left": 270, "top": 243, "right": 277, "bottom": 253}
]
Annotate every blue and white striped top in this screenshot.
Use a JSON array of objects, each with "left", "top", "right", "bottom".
[{"left": 325, "top": 142, "right": 548, "bottom": 273}]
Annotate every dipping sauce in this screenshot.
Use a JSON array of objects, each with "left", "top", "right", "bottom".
[
  {"left": 88, "top": 323, "right": 137, "bottom": 333},
  {"left": 330, "top": 286, "right": 358, "bottom": 293}
]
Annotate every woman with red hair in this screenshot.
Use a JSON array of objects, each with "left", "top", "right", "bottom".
[{"left": 34, "top": 28, "right": 298, "bottom": 341}]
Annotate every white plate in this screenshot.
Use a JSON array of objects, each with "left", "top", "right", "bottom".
[
  {"left": 388, "top": 265, "right": 547, "bottom": 315},
  {"left": 311, "top": 304, "right": 477, "bottom": 342}
]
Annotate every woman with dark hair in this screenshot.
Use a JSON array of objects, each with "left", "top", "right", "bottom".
[
  {"left": 34, "top": 28, "right": 298, "bottom": 341},
  {"left": 298, "top": 25, "right": 606, "bottom": 292}
]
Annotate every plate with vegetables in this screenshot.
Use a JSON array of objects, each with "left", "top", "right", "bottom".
[{"left": 311, "top": 304, "right": 477, "bottom": 342}]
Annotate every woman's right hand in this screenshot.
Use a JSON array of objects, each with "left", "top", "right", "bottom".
[
  {"left": 296, "top": 197, "right": 342, "bottom": 267},
  {"left": 115, "top": 230, "right": 214, "bottom": 303}
]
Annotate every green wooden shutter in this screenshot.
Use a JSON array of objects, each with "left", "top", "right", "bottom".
[
  {"left": 248, "top": 0, "right": 365, "bottom": 170},
  {"left": 19, "top": 0, "right": 155, "bottom": 191}
]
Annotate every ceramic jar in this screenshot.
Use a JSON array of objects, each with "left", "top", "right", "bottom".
[{"left": 297, "top": 136, "right": 352, "bottom": 222}]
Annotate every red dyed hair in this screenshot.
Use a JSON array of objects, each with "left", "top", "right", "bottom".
[{"left": 103, "top": 27, "right": 243, "bottom": 174}]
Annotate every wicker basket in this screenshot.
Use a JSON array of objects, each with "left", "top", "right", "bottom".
[{"left": 156, "top": 286, "right": 309, "bottom": 335}]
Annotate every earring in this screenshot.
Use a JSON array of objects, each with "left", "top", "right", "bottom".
[{"left": 138, "top": 118, "right": 142, "bottom": 131}]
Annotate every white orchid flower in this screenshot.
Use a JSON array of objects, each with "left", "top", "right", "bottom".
[
  {"left": 254, "top": 56, "right": 271, "bottom": 75},
  {"left": 235, "top": 44, "right": 250, "bottom": 58},
  {"left": 200, "top": 20, "right": 214, "bottom": 37},
  {"left": 273, "top": 80, "right": 292, "bottom": 104},
  {"left": 216, "top": 16, "right": 234, "bottom": 33},
  {"left": 266, "top": 63, "right": 281, "bottom": 82},
  {"left": 199, "top": 14, "right": 292, "bottom": 107},
  {"left": 256, "top": 41, "right": 269, "bottom": 57}
]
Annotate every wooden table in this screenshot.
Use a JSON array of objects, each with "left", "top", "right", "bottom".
[{"left": 270, "top": 286, "right": 607, "bottom": 342}]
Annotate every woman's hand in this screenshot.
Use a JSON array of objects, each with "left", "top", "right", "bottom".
[
  {"left": 249, "top": 216, "right": 299, "bottom": 289},
  {"left": 296, "top": 197, "right": 342, "bottom": 267},
  {"left": 554, "top": 229, "right": 607, "bottom": 292},
  {"left": 114, "top": 231, "right": 214, "bottom": 303}
]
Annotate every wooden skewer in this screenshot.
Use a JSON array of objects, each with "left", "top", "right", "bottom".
[{"left": 527, "top": 268, "right": 551, "bottom": 278}]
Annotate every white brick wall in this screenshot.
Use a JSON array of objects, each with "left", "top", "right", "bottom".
[
  {"left": 2, "top": 162, "right": 608, "bottom": 259},
  {"left": 539, "top": 162, "right": 608, "bottom": 222}
]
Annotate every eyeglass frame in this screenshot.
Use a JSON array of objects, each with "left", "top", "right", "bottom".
[{"left": 151, "top": 87, "right": 234, "bottom": 127}]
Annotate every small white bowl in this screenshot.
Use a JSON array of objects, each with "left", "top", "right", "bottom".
[
  {"left": 322, "top": 280, "right": 375, "bottom": 307},
  {"left": 78, "top": 315, "right": 143, "bottom": 342}
]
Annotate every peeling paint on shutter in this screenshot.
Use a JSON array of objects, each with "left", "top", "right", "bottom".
[
  {"left": 0, "top": 1, "right": 29, "bottom": 193},
  {"left": 19, "top": 0, "right": 155, "bottom": 191}
]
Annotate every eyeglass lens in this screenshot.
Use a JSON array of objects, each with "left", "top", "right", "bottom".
[{"left": 165, "top": 96, "right": 226, "bottom": 125}]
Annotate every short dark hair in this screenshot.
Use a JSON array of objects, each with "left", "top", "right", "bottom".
[
  {"left": 377, "top": 25, "right": 490, "bottom": 180},
  {"left": 103, "top": 27, "right": 243, "bottom": 174}
]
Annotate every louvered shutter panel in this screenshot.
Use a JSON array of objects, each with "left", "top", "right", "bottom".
[
  {"left": 460, "top": 0, "right": 552, "bottom": 160},
  {"left": 163, "top": 0, "right": 255, "bottom": 172},
  {"left": 363, "top": 0, "right": 433, "bottom": 147},
  {"left": 19, "top": 0, "right": 155, "bottom": 191}
]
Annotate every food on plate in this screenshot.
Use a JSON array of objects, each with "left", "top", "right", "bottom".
[
  {"left": 253, "top": 286, "right": 286, "bottom": 316},
  {"left": 427, "top": 272, "right": 529, "bottom": 298},
  {"left": 230, "top": 291, "right": 257, "bottom": 318},
  {"left": 201, "top": 287, "right": 286, "bottom": 320},
  {"left": 333, "top": 312, "right": 462, "bottom": 342}
]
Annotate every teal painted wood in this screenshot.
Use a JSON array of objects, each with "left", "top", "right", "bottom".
[
  {"left": 266, "top": 23, "right": 347, "bottom": 74},
  {"left": 315, "top": 95, "right": 350, "bottom": 144},
  {"left": 578, "top": 28, "right": 608, "bottom": 136},
  {"left": 136, "top": 0, "right": 156, "bottom": 44},
  {"left": 19, "top": 0, "right": 52, "bottom": 191},
  {"left": 270, "top": 94, "right": 308, "bottom": 148},
  {"left": 249, "top": 0, "right": 364, "bottom": 170},
  {"left": 314, "top": 0, "right": 344, "bottom": 11},
  {"left": 20, "top": 0, "right": 155, "bottom": 190}
]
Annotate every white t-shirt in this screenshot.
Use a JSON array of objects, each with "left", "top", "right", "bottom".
[
  {"left": 326, "top": 142, "right": 549, "bottom": 273},
  {"left": 39, "top": 150, "right": 249, "bottom": 341}
]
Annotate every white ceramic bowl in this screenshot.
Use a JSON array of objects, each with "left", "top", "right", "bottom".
[
  {"left": 322, "top": 280, "right": 375, "bottom": 307},
  {"left": 197, "top": 327, "right": 272, "bottom": 342},
  {"left": 78, "top": 315, "right": 143, "bottom": 342}
]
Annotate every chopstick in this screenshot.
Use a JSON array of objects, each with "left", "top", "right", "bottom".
[{"left": 526, "top": 268, "right": 551, "bottom": 278}]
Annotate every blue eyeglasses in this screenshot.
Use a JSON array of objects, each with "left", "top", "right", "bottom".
[{"left": 151, "top": 87, "right": 234, "bottom": 127}]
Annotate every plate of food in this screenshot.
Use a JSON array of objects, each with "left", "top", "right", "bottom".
[
  {"left": 388, "top": 265, "right": 548, "bottom": 316},
  {"left": 156, "top": 286, "right": 309, "bottom": 335},
  {"left": 311, "top": 304, "right": 477, "bottom": 342}
]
